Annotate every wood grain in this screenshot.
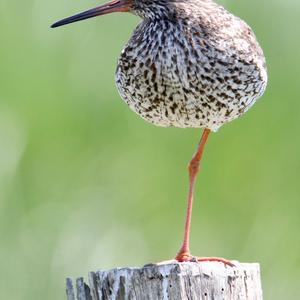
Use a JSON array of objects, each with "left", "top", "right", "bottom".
[{"left": 66, "top": 261, "right": 262, "bottom": 300}]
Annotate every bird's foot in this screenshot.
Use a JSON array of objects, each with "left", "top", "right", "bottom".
[{"left": 175, "top": 251, "right": 234, "bottom": 267}]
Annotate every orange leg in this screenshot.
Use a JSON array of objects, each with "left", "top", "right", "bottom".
[{"left": 175, "top": 128, "right": 233, "bottom": 266}]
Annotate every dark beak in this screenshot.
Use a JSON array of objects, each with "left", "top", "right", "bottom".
[{"left": 51, "top": 0, "right": 130, "bottom": 28}]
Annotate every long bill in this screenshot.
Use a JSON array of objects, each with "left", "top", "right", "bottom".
[{"left": 51, "top": 0, "right": 130, "bottom": 28}]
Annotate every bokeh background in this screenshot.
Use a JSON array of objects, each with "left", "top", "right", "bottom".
[{"left": 0, "top": 0, "right": 299, "bottom": 299}]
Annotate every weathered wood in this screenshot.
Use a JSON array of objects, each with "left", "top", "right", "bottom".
[
  {"left": 66, "top": 262, "right": 262, "bottom": 300},
  {"left": 66, "top": 278, "right": 75, "bottom": 300}
]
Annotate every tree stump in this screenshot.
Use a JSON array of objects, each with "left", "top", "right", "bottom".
[{"left": 66, "top": 261, "right": 262, "bottom": 300}]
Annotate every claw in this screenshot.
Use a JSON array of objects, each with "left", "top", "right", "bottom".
[{"left": 175, "top": 252, "right": 234, "bottom": 267}]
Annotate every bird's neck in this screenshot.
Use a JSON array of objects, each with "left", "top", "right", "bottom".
[{"left": 132, "top": 0, "right": 218, "bottom": 23}]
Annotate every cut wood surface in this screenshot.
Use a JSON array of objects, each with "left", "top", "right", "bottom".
[{"left": 66, "top": 261, "right": 262, "bottom": 300}]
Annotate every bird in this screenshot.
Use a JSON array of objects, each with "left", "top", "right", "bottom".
[{"left": 51, "top": 0, "right": 267, "bottom": 265}]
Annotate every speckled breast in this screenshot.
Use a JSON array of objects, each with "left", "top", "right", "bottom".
[{"left": 115, "top": 17, "right": 267, "bottom": 132}]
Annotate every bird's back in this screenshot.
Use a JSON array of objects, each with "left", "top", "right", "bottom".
[{"left": 115, "top": 0, "right": 267, "bottom": 131}]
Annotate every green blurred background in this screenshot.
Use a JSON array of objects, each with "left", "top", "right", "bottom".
[{"left": 0, "top": 0, "right": 299, "bottom": 299}]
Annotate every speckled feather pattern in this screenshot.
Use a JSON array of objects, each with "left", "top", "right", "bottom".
[{"left": 115, "top": 0, "right": 267, "bottom": 131}]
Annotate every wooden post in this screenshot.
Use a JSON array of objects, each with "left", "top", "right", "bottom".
[{"left": 66, "top": 262, "right": 262, "bottom": 300}]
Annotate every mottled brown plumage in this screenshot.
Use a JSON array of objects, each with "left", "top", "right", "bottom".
[
  {"left": 115, "top": 0, "right": 267, "bottom": 131},
  {"left": 52, "top": 0, "right": 267, "bottom": 265}
]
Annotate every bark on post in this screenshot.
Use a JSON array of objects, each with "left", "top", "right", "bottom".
[{"left": 66, "top": 261, "right": 263, "bottom": 300}]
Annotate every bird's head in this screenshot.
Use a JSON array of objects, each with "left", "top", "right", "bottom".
[{"left": 51, "top": 0, "right": 180, "bottom": 28}]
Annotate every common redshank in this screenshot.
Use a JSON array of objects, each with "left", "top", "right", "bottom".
[{"left": 52, "top": 0, "right": 267, "bottom": 265}]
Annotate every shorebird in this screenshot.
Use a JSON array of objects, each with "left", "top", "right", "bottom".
[{"left": 52, "top": 0, "right": 267, "bottom": 265}]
